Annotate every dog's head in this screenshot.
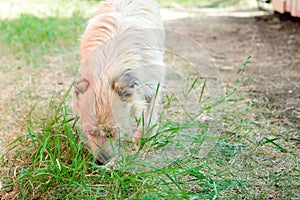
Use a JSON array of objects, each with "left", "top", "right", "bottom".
[{"left": 73, "top": 69, "right": 146, "bottom": 164}]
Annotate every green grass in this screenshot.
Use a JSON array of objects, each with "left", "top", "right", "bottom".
[
  {"left": 0, "top": 0, "right": 99, "bottom": 68},
  {"left": 0, "top": 86, "right": 230, "bottom": 199},
  {"left": 0, "top": 14, "right": 84, "bottom": 51},
  {"left": 0, "top": 13, "right": 85, "bottom": 67},
  {"left": 0, "top": 85, "right": 238, "bottom": 199}
]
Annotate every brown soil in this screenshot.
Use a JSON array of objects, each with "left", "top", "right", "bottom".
[{"left": 164, "top": 10, "right": 300, "bottom": 131}]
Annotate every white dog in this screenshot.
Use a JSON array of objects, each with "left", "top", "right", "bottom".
[{"left": 73, "top": 0, "right": 166, "bottom": 165}]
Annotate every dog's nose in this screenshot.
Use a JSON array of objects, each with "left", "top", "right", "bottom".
[{"left": 96, "top": 152, "right": 111, "bottom": 165}]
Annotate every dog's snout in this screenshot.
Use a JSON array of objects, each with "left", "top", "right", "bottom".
[{"left": 96, "top": 152, "right": 111, "bottom": 165}]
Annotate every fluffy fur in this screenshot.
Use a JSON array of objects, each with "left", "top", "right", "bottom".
[{"left": 74, "top": 0, "right": 166, "bottom": 165}]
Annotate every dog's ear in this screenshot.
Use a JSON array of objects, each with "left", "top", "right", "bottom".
[
  {"left": 112, "top": 74, "right": 140, "bottom": 101},
  {"left": 74, "top": 78, "right": 89, "bottom": 94}
]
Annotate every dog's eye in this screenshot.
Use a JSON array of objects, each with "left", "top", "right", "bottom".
[{"left": 102, "top": 127, "right": 114, "bottom": 138}]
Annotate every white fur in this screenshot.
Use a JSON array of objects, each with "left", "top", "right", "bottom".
[{"left": 74, "top": 0, "right": 166, "bottom": 164}]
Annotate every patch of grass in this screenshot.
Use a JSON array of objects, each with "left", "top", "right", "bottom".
[
  {"left": 0, "top": 13, "right": 86, "bottom": 67},
  {"left": 0, "top": 58, "right": 255, "bottom": 199},
  {"left": 0, "top": 14, "right": 82, "bottom": 51},
  {"left": 0, "top": 0, "right": 100, "bottom": 68},
  {"left": 0, "top": 92, "right": 233, "bottom": 199}
]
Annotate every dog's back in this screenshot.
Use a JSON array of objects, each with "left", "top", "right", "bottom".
[{"left": 81, "top": 0, "right": 165, "bottom": 64}]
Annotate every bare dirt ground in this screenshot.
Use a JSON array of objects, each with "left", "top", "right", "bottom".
[{"left": 164, "top": 8, "right": 300, "bottom": 134}]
